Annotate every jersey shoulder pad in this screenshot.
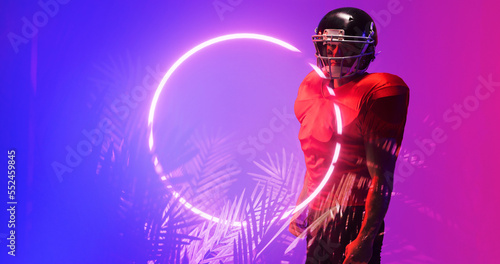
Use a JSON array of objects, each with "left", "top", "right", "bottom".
[
  {"left": 296, "top": 70, "right": 324, "bottom": 101},
  {"left": 360, "top": 72, "right": 409, "bottom": 100}
]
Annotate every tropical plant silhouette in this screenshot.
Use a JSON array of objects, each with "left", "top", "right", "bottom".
[{"left": 89, "top": 53, "right": 310, "bottom": 263}]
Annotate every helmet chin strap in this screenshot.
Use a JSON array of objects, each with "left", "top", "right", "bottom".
[{"left": 346, "top": 58, "right": 361, "bottom": 77}]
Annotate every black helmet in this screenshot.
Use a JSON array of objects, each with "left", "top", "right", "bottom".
[{"left": 312, "top": 7, "right": 377, "bottom": 79}]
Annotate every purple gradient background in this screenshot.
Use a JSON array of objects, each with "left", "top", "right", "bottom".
[{"left": 1, "top": 0, "right": 499, "bottom": 263}]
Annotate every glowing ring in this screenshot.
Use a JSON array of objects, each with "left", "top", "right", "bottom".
[{"left": 147, "top": 33, "right": 342, "bottom": 227}]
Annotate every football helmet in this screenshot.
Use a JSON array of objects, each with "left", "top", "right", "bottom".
[{"left": 313, "top": 7, "right": 378, "bottom": 79}]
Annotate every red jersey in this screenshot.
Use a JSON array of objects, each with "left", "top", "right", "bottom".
[{"left": 295, "top": 71, "right": 409, "bottom": 209}]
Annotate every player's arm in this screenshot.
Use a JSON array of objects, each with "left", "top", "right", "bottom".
[
  {"left": 343, "top": 93, "right": 409, "bottom": 263},
  {"left": 359, "top": 94, "right": 408, "bottom": 244},
  {"left": 289, "top": 173, "right": 310, "bottom": 237}
]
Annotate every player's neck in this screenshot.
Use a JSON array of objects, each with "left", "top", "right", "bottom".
[{"left": 329, "top": 73, "right": 364, "bottom": 88}]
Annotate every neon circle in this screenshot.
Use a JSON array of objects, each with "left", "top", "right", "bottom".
[{"left": 147, "top": 33, "right": 342, "bottom": 227}]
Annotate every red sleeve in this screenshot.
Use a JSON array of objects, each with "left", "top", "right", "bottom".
[
  {"left": 366, "top": 73, "right": 408, "bottom": 99},
  {"left": 294, "top": 70, "right": 325, "bottom": 124},
  {"left": 295, "top": 96, "right": 335, "bottom": 143},
  {"left": 361, "top": 81, "right": 410, "bottom": 156}
]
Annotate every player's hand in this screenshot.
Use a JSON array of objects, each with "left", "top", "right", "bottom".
[
  {"left": 289, "top": 206, "right": 308, "bottom": 237},
  {"left": 288, "top": 217, "right": 304, "bottom": 237},
  {"left": 342, "top": 238, "right": 373, "bottom": 264}
]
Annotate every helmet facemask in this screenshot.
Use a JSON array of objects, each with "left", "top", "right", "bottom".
[{"left": 313, "top": 25, "right": 375, "bottom": 80}]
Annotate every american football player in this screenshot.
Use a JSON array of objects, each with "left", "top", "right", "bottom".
[{"left": 289, "top": 7, "right": 410, "bottom": 264}]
